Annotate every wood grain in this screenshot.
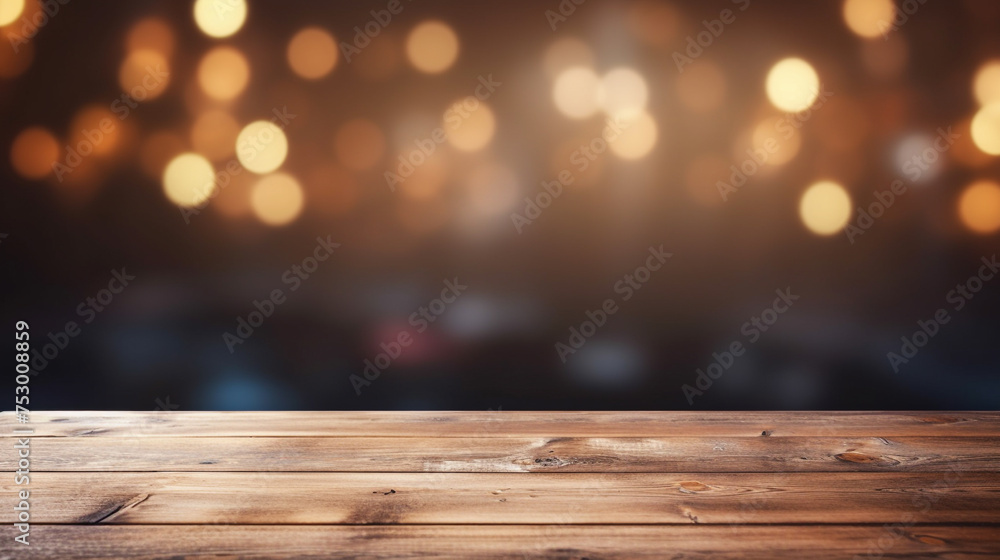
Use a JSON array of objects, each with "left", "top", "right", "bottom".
[
  {"left": 6, "top": 435, "right": 996, "bottom": 472},
  {"left": 3, "top": 411, "right": 996, "bottom": 559},
  {"left": 3, "top": 472, "right": 996, "bottom": 525},
  {"left": 3, "top": 410, "right": 998, "bottom": 437},
  {"left": 4, "top": 525, "right": 998, "bottom": 559}
]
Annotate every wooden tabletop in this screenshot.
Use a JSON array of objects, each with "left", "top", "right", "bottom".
[{"left": 2, "top": 411, "right": 999, "bottom": 558}]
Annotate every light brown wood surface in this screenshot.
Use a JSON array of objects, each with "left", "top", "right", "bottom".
[{"left": 1, "top": 411, "right": 997, "bottom": 558}]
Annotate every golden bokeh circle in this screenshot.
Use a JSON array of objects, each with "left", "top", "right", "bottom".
[
  {"left": 10, "top": 127, "right": 59, "bottom": 180},
  {"left": 958, "top": 180, "right": 1000, "bottom": 234},
  {"left": 287, "top": 27, "right": 338, "bottom": 80},
  {"left": 406, "top": 20, "right": 459, "bottom": 74},
  {"left": 193, "top": 0, "right": 247, "bottom": 38},
  {"left": 799, "top": 181, "right": 852, "bottom": 236},
  {"left": 251, "top": 172, "right": 305, "bottom": 226}
]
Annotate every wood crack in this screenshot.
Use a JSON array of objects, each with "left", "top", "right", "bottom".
[{"left": 89, "top": 493, "right": 150, "bottom": 524}]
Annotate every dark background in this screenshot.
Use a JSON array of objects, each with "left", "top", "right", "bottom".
[{"left": 2, "top": 0, "right": 999, "bottom": 411}]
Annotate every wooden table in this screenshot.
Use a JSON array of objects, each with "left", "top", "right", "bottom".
[{"left": 2, "top": 411, "right": 999, "bottom": 558}]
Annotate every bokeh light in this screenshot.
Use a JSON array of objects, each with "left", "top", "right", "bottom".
[
  {"left": 752, "top": 116, "right": 801, "bottom": 166},
  {"left": 69, "top": 105, "right": 122, "bottom": 158},
  {"left": 0, "top": 0, "right": 24, "bottom": 26},
  {"left": 193, "top": 0, "right": 247, "bottom": 38},
  {"left": 10, "top": 127, "right": 59, "bottom": 180},
  {"left": 676, "top": 61, "right": 726, "bottom": 113},
  {"left": 894, "top": 133, "right": 944, "bottom": 183},
  {"left": 971, "top": 102, "right": 1000, "bottom": 155},
  {"left": 406, "top": 20, "right": 459, "bottom": 74},
  {"left": 842, "top": 0, "right": 895, "bottom": 39},
  {"left": 445, "top": 102, "right": 495, "bottom": 152},
  {"left": 162, "top": 152, "right": 216, "bottom": 207},
  {"left": 287, "top": 27, "right": 337, "bottom": 80},
  {"left": 552, "top": 66, "right": 601, "bottom": 119},
  {"left": 599, "top": 67, "right": 648, "bottom": 119},
  {"left": 973, "top": 60, "right": 1000, "bottom": 106},
  {"left": 958, "top": 180, "right": 1000, "bottom": 234},
  {"left": 250, "top": 172, "right": 304, "bottom": 226},
  {"left": 334, "top": 118, "right": 385, "bottom": 170},
  {"left": 126, "top": 17, "right": 174, "bottom": 57},
  {"left": 119, "top": 49, "right": 170, "bottom": 100},
  {"left": 191, "top": 110, "right": 240, "bottom": 161},
  {"left": 197, "top": 46, "right": 250, "bottom": 101},
  {"left": 952, "top": 117, "right": 994, "bottom": 168},
  {"left": 799, "top": 181, "right": 852, "bottom": 236},
  {"left": 236, "top": 120, "right": 289, "bottom": 174},
  {"left": 608, "top": 111, "right": 658, "bottom": 160},
  {"left": 0, "top": 35, "right": 33, "bottom": 78},
  {"left": 766, "top": 57, "right": 820, "bottom": 112}
]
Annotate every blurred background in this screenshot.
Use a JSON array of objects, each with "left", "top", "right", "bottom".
[{"left": 2, "top": 0, "right": 999, "bottom": 410}]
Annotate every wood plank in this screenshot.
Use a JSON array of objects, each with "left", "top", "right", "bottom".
[
  {"left": 3, "top": 525, "right": 998, "bottom": 559},
  {"left": 7, "top": 435, "right": 997, "bottom": 472},
  {"left": 3, "top": 411, "right": 998, "bottom": 437},
  {"left": 3, "top": 472, "right": 997, "bottom": 525}
]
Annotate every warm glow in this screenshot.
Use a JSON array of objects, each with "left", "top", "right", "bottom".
[
  {"left": 0, "top": 35, "right": 33, "bottom": 78},
  {"left": 445, "top": 102, "right": 495, "bottom": 152},
  {"left": 799, "top": 181, "right": 852, "bottom": 236},
  {"left": 119, "top": 49, "right": 170, "bottom": 100},
  {"left": 973, "top": 60, "right": 1000, "bottom": 107},
  {"left": 842, "top": 0, "right": 895, "bottom": 39},
  {"left": 236, "top": 120, "right": 289, "bottom": 174},
  {"left": 69, "top": 106, "right": 122, "bottom": 157},
  {"left": 952, "top": 117, "right": 994, "bottom": 168},
  {"left": 126, "top": 18, "right": 175, "bottom": 57},
  {"left": 958, "top": 180, "right": 1000, "bottom": 234},
  {"left": 397, "top": 153, "right": 448, "bottom": 200},
  {"left": 10, "top": 127, "right": 59, "bottom": 180},
  {"left": 466, "top": 164, "right": 521, "bottom": 217},
  {"left": 766, "top": 58, "right": 820, "bottom": 112},
  {"left": 626, "top": 0, "right": 680, "bottom": 47},
  {"left": 676, "top": 61, "right": 726, "bottom": 113},
  {"left": 250, "top": 173, "right": 305, "bottom": 226},
  {"left": 553, "top": 66, "right": 601, "bottom": 119},
  {"left": 609, "top": 111, "right": 658, "bottom": 160},
  {"left": 198, "top": 46, "right": 250, "bottom": 101},
  {"left": 287, "top": 27, "right": 337, "bottom": 80},
  {"left": 599, "top": 67, "right": 648, "bottom": 119},
  {"left": 543, "top": 38, "right": 593, "bottom": 79},
  {"left": 0, "top": 0, "right": 25, "bottom": 26},
  {"left": 971, "top": 102, "right": 1000, "bottom": 155},
  {"left": 191, "top": 110, "right": 240, "bottom": 161},
  {"left": 752, "top": 117, "right": 801, "bottom": 166},
  {"left": 406, "top": 20, "right": 459, "bottom": 74},
  {"left": 193, "top": 0, "right": 247, "bottom": 38},
  {"left": 162, "top": 153, "right": 216, "bottom": 207},
  {"left": 334, "top": 118, "right": 385, "bottom": 170}
]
